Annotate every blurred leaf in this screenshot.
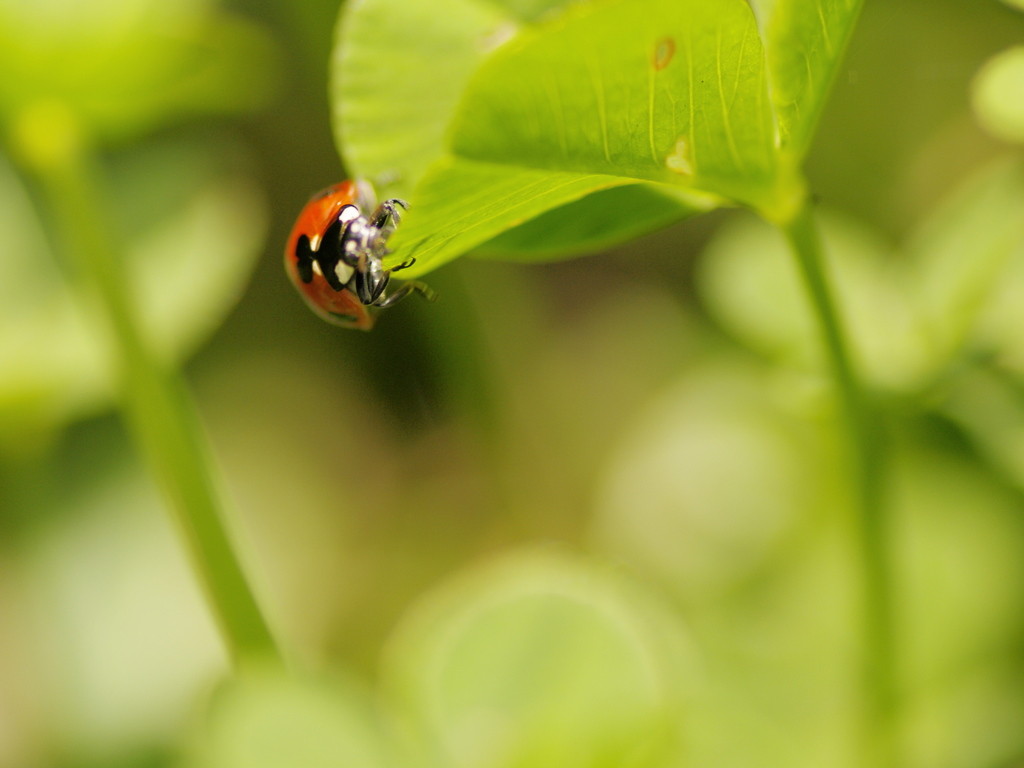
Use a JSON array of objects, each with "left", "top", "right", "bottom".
[
  {"left": 381, "top": 548, "right": 691, "bottom": 768},
  {"left": 907, "top": 159, "right": 1024, "bottom": 368},
  {"left": 0, "top": 153, "right": 112, "bottom": 436},
  {"left": 904, "top": 663, "right": 1024, "bottom": 768},
  {"left": 972, "top": 46, "right": 1024, "bottom": 144},
  {"left": 892, "top": 445, "right": 1024, "bottom": 686},
  {"left": 592, "top": 360, "right": 821, "bottom": 602},
  {"left": 0, "top": 137, "right": 267, "bottom": 434},
  {"left": 111, "top": 140, "right": 269, "bottom": 365},
  {"left": 890, "top": 445, "right": 1024, "bottom": 766},
  {"left": 473, "top": 184, "right": 713, "bottom": 261},
  {"left": 977, "top": 242, "right": 1024, "bottom": 378},
  {"left": 697, "top": 162, "right": 1024, "bottom": 390},
  {"left": 681, "top": 535, "right": 861, "bottom": 768},
  {"left": 26, "top": 463, "right": 225, "bottom": 752},
  {"left": 596, "top": 390, "right": 860, "bottom": 768},
  {"left": 696, "top": 210, "right": 930, "bottom": 390},
  {"left": 332, "top": 0, "right": 513, "bottom": 199},
  {"left": 190, "top": 665, "right": 392, "bottom": 768},
  {"left": 939, "top": 366, "right": 1024, "bottom": 493},
  {"left": 0, "top": 1, "right": 279, "bottom": 141},
  {"left": 753, "top": 0, "right": 863, "bottom": 160},
  {"left": 452, "top": 260, "right": 698, "bottom": 536}
]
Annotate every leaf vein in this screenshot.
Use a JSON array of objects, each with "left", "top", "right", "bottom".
[
  {"left": 729, "top": 22, "right": 750, "bottom": 114},
  {"left": 716, "top": 28, "right": 744, "bottom": 172},
  {"left": 648, "top": 62, "right": 658, "bottom": 164},
  {"left": 586, "top": 54, "right": 612, "bottom": 164},
  {"left": 817, "top": 0, "right": 834, "bottom": 56}
]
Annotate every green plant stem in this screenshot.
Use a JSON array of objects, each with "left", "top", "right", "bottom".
[
  {"left": 779, "top": 199, "right": 895, "bottom": 767},
  {"left": 33, "top": 146, "right": 279, "bottom": 666}
]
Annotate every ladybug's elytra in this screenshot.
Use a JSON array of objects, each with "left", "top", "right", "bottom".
[{"left": 284, "top": 180, "right": 434, "bottom": 329}]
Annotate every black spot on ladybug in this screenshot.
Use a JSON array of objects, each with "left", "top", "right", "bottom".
[
  {"left": 294, "top": 235, "right": 315, "bottom": 284},
  {"left": 654, "top": 38, "right": 675, "bottom": 71},
  {"left": 316, "top": 218, "right": 347, "bottom": 291}
]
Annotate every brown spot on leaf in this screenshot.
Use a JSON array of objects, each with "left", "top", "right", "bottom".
[{"left": 654, "top": 38, "right": 675, "bottom": 71}]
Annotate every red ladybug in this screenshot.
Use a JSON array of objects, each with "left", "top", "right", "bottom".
[{"left": 284, "top": 180, "right": 433, "bottom": 329}]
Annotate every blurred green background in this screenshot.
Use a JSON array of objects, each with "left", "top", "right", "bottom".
[{"left": 3, "top": 1, "right": 1024, "bottom": 767}]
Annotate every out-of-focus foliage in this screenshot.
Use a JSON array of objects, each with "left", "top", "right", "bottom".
[
  {"left": 593, "top": 361, "right": 827, "bottom": 602},
  {"left": 382, "top": 549, "right": 689, "bottom": 768},
  {"left": 0, "top": 0, "right": 277, "bottom": 446},
  {"left": 973, "top": 47, "right": 1024, "bottom": 143},
  {"left": 24, "top": 461, "right": 225, "bottom": 753},
  {"left": 698, "top": 160, "right": 1024, "bottom": 391},
  {"left": 0, "top": 0, "right": 278, "bottom": 142},
  {"left": 4, "top": 1, "right": 1024, "bottom": 768},
  {"left": 698, "top": 209, "right": 925, "bottom": 389},
  {"left": 0, "top": 139, "right": 267, "bottom": 443},
  {"left": 972, "top": 0, "right": 1024, "bottom": 143}
]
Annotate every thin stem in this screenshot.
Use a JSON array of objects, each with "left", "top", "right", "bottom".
[
  {"left": 779, "top": 199, "right": 895, "bottom": 766},
  {"left": 21, "top": 122, "right": 279, "bottom": 665}
]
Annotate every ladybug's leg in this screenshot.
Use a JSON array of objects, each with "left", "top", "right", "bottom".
[
  {"left": 369, "top": 199, "right": 408, "bottom": 241},
  {"left": 355, "top": 255, "right": 421, "bottom": 307},
  {"left": 355, "top": 264, "right": 389, "bottom": 305},
  {"left": 389, "top": 257, "right": 417, "bottom": 273},
  {"left": 372, "top": 280, "right": 436, "bottom": 309},
  {"left": 363, "top": 257, "right": 418, "bottom": 304}
]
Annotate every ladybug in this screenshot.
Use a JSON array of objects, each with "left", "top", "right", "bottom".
[{"left": 284, "top": 180, "right": 434, "bottom": 329}]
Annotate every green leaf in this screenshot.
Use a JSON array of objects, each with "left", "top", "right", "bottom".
[
  {"left": 332, "top": 0, "right": 515, "bottom": 199},
  {"left": 473, "top": 183, "right": 712, "bottom": 261},
  {"left": 0, "top": 137, "right": 266, "bottom": 434},
  {"left": 334, "top": 0, "right": 778, "bottom": 273},
  {"left": 382, "top": 157, "right": 636, "bottom": 276},
  {"left": 331, "top": 0, "right": 595, "bottom": 198},
  {"left": 489, "top": 0, "right": 575, "bottom": 22},
  {"left": 753, "top": 0, "right": 863, "bottom": 161},
  {"left": 334, "top": 0, "right": 871, "bottom": 272},
  {"left": 972, "top": 47, "right": 1024, "bottom": 145},
  {"left": 382, "top": 548, "right": 690, "bottom": 768},
  {"left": 450, "top": 0, "right": 777, "bottom": 205}
]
